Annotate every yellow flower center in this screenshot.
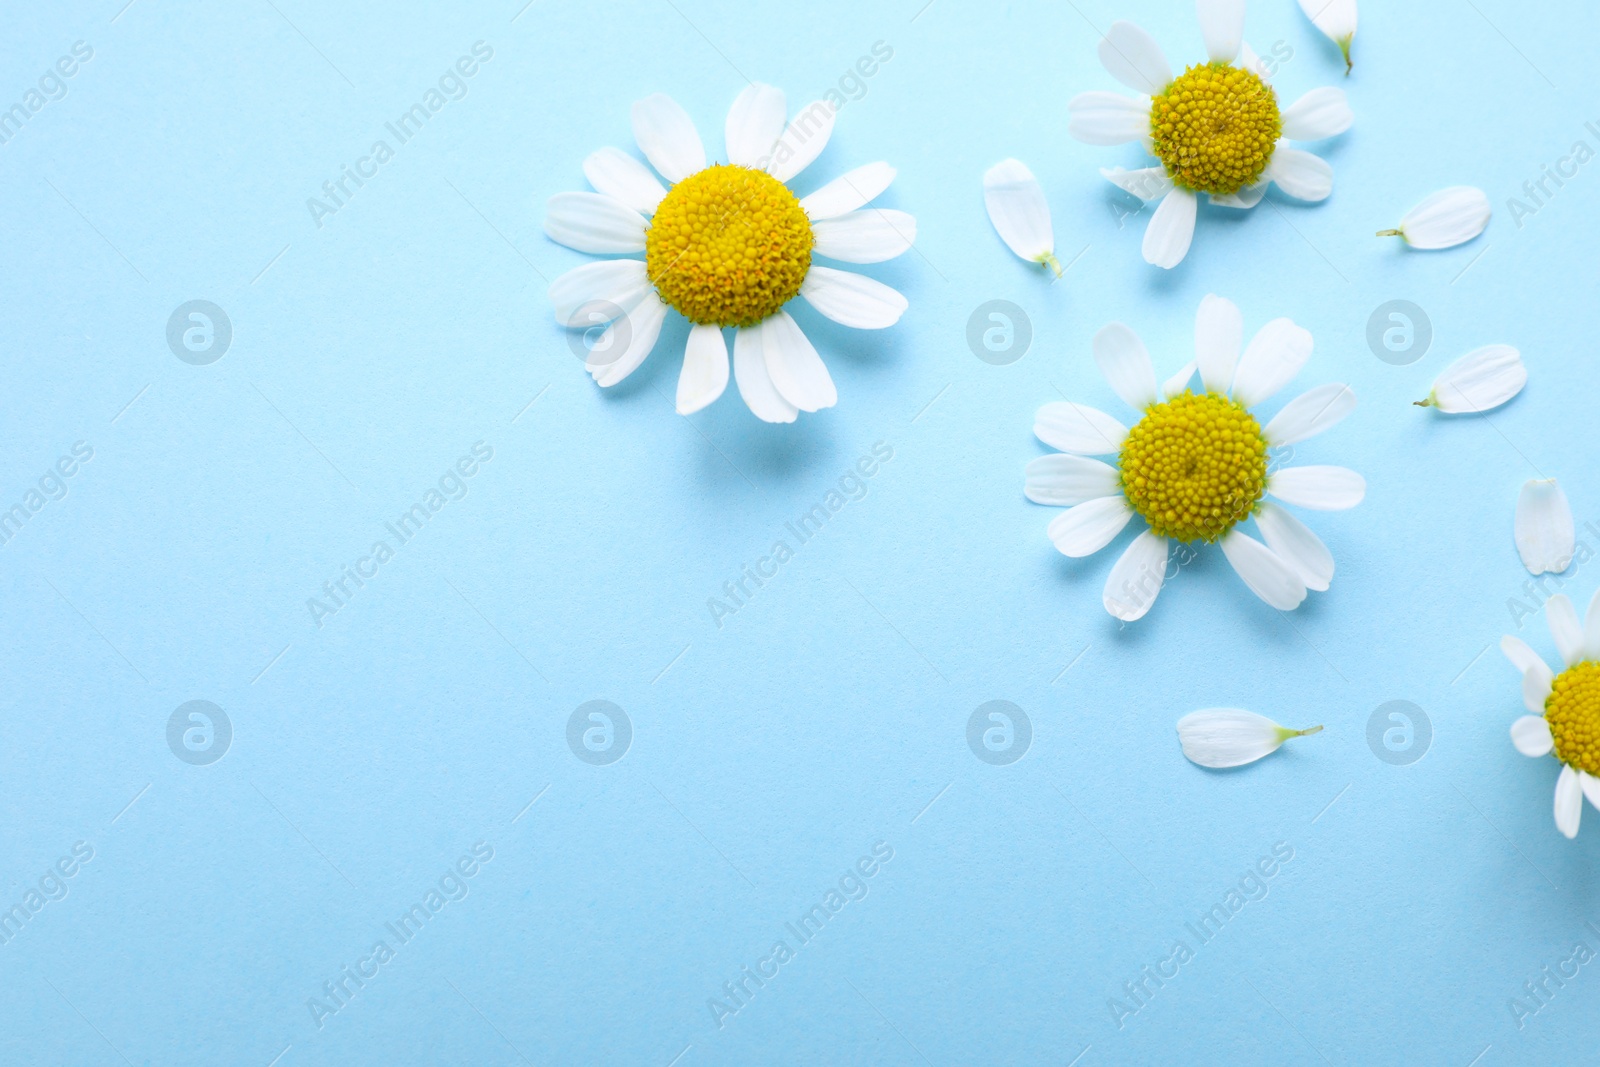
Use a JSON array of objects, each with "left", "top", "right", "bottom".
[
  {"left": 1149, "top": 62, "right": 1281, "bottom": 197},
  {"left": 1118, "top": 391, "right": 1268, "bottom": 543},
  {"left": 644, "top": 164, "right": 813, "bottom": 327},
  {"left": 1546, "top": 662, "right": 1600, "bottom": 775}
]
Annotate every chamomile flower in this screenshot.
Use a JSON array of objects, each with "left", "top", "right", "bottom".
[
  {"left": 1024, "top": 294, "right": 1364, "bottom": 621},
  {"left": 545, "top": 85, "right": 915, "bottom": 422},
  {"left": 1067, "top": 2, "right": 1352, "bottom": 268},
  {"left": 1503, "top": 592, "right": 1600, "bottom": 838}
]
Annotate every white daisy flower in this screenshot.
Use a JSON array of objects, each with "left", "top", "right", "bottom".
[
  {"left": 1296, "top": 0, "right": 1357, "bottom": 74},
  {"left": 1378, "top": 187, "right": 1491, "bottom": 250},
  {"left": 1515, "top": 478, "right": 1576, "bottom": 576},
  {"left": 1502, "top": 592, "right": 1600, "bottom": 838},
  {"left": 544, "top": 85, "right": 915, "bottom": 422},
  {"left": 1066, "top": 2, "right": 1352, "bottom": 268},
  {"left": 1178, "top": 709, "right": 1322, "bottom": 768},
  {"left": 1415, "top": 345, "right": 1526, "bottom": 413},
  {"left": 1024, "top": 294, "right": 1364, "bottom": 621}
]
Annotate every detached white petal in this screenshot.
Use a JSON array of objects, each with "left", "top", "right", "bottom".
[
  {"left": 1092, "top": 322, "right": 1159, "bottom": 411},
  {"left": 1296, "top": 0, "right": 1357, "bottom": 72},
  {"left": 1067, "top": 93, "right": 1152, "bottom": 147},
  {"left": 982, "top": 159, "right": 1057, "bottom": 270},
  {"left": 1097, "top": 21, "right": 1173, "bottom": 95},
  {"left": 1510, "top": 715, "right": 1554, "bottom": 758},
  {"left": 1104, "top": 530, "right": 1169, "bottom": 621},
  {"left": 1419, "top": 345, "right": 1525, "bottom": 413},
  {"left": 1555, "top": 765, "right": 1583, "bottom": 839},
  {"left": 1381, "top": 187, "right": 1490, "bottom": 250},
  {"left": 1515, "top": 479, "right": 1575, "bottom": 576},
  {"left": 1143, "top": 188, "right": 1198, "bottom": 269},
  {"left": 1177, "top": 709, "right": 1322, "bottom": 769}
]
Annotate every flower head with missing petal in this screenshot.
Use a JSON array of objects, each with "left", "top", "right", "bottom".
[
  {"left": 544, "top": 86, "right": 915, "bottom": 422},
  {"left": 1503, "top": 590, "right": 1600, "bottom": 838},
  {"left": 1067, "top": 1, "right": 1352, "bottom": 268},
  {"left": 1023, "top": 294, "right": 1363, "bottom": 621}
]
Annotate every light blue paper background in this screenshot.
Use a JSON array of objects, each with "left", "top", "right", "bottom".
[{"left": 3, "top": 0, "right": 1599, "bottom": 1063}]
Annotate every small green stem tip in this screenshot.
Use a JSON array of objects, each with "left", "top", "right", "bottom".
[
  {"left": 1414, "top": 396, "right": 1436, "bottom": 408},
  {"left": 1293, "top": 725, "right": 1324, "bottom": 738},
  {"left": 1275, "top": 724, "right": 1324, "bottom": 743},
  {"left": 1339, "top": 37, "right": 1353, "bottom": 75},
  {"left": 1376, "top": 228, "right": 1403, "bottom": 238},
  {"left": 1035, "top": 250, "right": 1064, "bottom": 278}
]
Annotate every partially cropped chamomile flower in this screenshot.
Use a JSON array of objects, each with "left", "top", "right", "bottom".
[
  {"left": 1067, "top": 1, "right": 1352, "bottom": 268},
  {"left": 1024, "top": 294, "right": 1364, "bottom": 621},
  {"left": 1502, "top": 592, "right": 1600, "bottom": 838},
  {"left": 545, "top": 85, "right": 915, "bottom": 423}
]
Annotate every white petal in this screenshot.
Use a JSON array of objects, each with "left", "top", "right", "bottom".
[
  {"left": 1100, "top": 165, "right": 1173, "bottom": 201},
  {"left": 1426, "top": 345, "right": 1525, "bottom": 413},
  {"left": 544, "top": 192, "right": 647, "bottom": 254},
  {"left": 1024, "top": 455, "right": 1122, "bottom": 507},
  {"left": 1239, "top": 41, "right": 1272, "bottom": 82},
  {"left": 766, "top": 101, "right": 835, "bottom": 182},
  {"left": 762, "top": 310, "right": 836, "bottom": 413},
  {"left": 582, "top": 148, "right": 668, "bottom": 215},
  {"left": 800, "top": 162, "right": 896, "bottom": 221},
  {"left": 1209, "top": 181, "right": 1268, "bottom": 209},
  {"left": 1524, "top": 661, "right": 1555, "bottom": 714},
  {"left": 1269, "top": 466, "right": 1365, "bottom": 511},
  {"left": 1197, "top": 0, "right": 1245, "bottom": 62},
  {"left": 1585, "top": 588, "right": 1600, "bottom": 661},
  {"left": 1500, "top": 635, "right": 1547, "bottom": 677},
  {"left": 1034, "top": 402, "right": 1129, "bottom": 455},
  {"left": 1221, "top": 530, "right": 1308, "bottom": 610},
  {"left": 1297, "top": 0, "right": 1357, "bottom": 66},
  {"left": 1547, "top": 594, "right": 1585, "bottom": 667},
  {"left": 1263, "top": 383, "right": 1356, "bottom": 446},
  {"left": 1516, "top": 479, "right": 1575, "bottom": 576},
  {"left": 1255, "top": 502, "right": 1334, "bottom": 592},
  {"left": 724, "top": 83, "right": 787, "bottom": 168},
  {"left": 548, "top": 259, "right": 651, "bottom": 327},
  {"left": 1047, "top": 496, "right": 1134, "bottom": 558},
  {"left": 676, "top": 324, "right": 730, "bottom": 415},
  {"left": 1392, "top": 187, "right": 1490, "bottom": 250},
  {"left": 1232, "top": 318, "right": 1313, "bottom": 408},
  {"left": 589, "top": 291, "right": 668, "bottom": 388},
  {"left": 1067, "top": 92, "right": 1152, "bottom": 146},
  {"left": 1097, "top": 21, "right": 1173, "bottom": 96},
  {"left": 982, "top": 159, "right": 1054, "bottom": 262},
  {"left": 812, "top": 210, "right": 916, "bottom": 263},
  {"left": 1584, "top": 771, "right": 1600, "bottom": 812},
  {"left": 631, "top": 93, "right": 705, "bottom": 183},
  {"left": 1280, "top": 87, "right": 1353, "bottom": 141},
  {"left": 799, "top": 266, "right": 907, "bottom": 329},
  {"left": 1093, "top": 323, "right": 1159, "bottom": 411},
  {"left": 1266, "top": 146, "right": 1333, "bottom": 202},
  {"left": 1177, "top": 709, "right": 1307, "bottom": 768},
  {"left": 1143, "top": 188, "right": 1197, "bottom": 269},
  {"left": 1164, "top": 360, "right": 1196, "bottom": 400},
  {"left": 733, "top": 321, "right": 797, "bottom": 424},
  {"left": 1511, "top": 715, "right": 1554, "bottom": 757},
  {"left": 1104, "top": 530, "right": 1169, "bottom": 621},
  {"left": 1555, "top": 765, "right": 1583, "bottom": 839},
  {"left": 1194, "top": 293, "right": 1242, "bottom": 394}
]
